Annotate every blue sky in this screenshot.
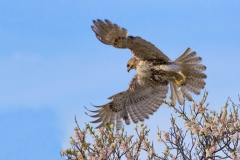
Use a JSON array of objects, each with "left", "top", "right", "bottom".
[{"left": 0, "top": 0, "right": 240, "bottom": 159}]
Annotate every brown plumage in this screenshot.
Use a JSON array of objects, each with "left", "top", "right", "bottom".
[{"left": 87, "top": 19, "right": 207, "bottom": 130}]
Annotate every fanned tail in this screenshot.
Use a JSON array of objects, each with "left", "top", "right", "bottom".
[{"left": 172, "top": 48, "right": 206, "bottom": 105}]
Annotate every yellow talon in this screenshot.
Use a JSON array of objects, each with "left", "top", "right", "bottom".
[{"left": 175, "top": 72, "right": 187, "bottom": 87}]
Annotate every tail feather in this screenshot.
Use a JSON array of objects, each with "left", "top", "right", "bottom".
[
  {"left": 187, "top": 64, "right": 206, "bottom": 72},
  {"left": 172, "top": 48, "right": 206, "bottom": 104},
  {"left": 184, "top": 57, "right": 202, "bottom": 64},
  {"left": 185, "top": 80, "right": 201, "bottom": 95},
  {"left": 174, "top": 83, "right": 184, "bottom": 105},
  {"left": 187, "top": 77, "right": 206, "bottom": 88},
  {"left": 180, "top": 86, "right": 193, "bottom": 101},
  {"left": 170, "top": 81, "right": 176, "bottom": 106},
  {"left": 170, "top": 81, "right": 184, "bottom": 105},
  {"left": 175, "top": 47, "right": 191, "bottom": 61},
  {"left": 180, "top": 51, "right": 196, "bottom": 61},
  {"left": 191, "top": 73, "right": 207, "bottom": 79}
]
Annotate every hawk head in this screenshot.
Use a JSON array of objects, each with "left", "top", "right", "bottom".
[{"left": 127, "top": 57, "right": 139, "bottom": 72}]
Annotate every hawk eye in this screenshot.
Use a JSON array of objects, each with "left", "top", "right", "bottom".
[{"left": 127, "top": 64, "right": 130, "bottom": 67}]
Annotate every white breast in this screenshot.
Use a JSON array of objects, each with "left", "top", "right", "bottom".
[{"left": 136, "top": 61, "right": 151, "bottom": 77}]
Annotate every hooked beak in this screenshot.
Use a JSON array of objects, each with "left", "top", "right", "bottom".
[{"left": 127, "top": 68, "right": 132, "bottom": 72}]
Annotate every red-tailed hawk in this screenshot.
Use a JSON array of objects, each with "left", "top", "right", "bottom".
[{"left": 87, "top": 19, "right": 206, "bottom": 130}]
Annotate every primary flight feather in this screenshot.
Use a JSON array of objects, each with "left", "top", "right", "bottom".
[{"left": 87, "top": 19, "right": 207, "bottom": 130}]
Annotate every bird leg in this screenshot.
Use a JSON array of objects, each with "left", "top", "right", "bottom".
[{"left": 174, "top": 72, "right": 187, "bottom": 87}]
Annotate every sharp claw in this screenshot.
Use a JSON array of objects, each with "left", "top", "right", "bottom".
[{"left": 175, "top": 72, "right": 187, "bottom": 87}]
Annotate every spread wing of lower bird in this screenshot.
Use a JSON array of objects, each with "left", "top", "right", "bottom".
[
  {"left": 87, "top": 19, "right": 207, "bottom": 130},
  {"left": 86, "top": 75, "right": 168, "bottom": 130}
]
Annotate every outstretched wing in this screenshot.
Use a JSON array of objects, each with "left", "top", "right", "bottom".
[
  {"left": 86, "top": 75, "right": 168, "bottom": 130},
  {"left": 91, "top": 19, "right": 170, "bottom": 62}
]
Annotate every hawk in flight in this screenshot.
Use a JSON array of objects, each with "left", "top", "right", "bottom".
[{"left": 87, "top": 19, "right": 206, "bottom": 130}]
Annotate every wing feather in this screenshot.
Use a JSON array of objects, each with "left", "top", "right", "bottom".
[
  {"left": 89, "top": 20, "right": 207, "bottom": 131},
  {"left": 139, "top": 101, "right": 155, "bottom": 115},
  {"left": 131, "top": 104, "right": 144, "bottom": 122},
  {"left": 91, "top": 19, "right": 170, "bottom": 62},
  {"left": 148, "top": 101, "right": 160, "bottom": 113},
  {"left": 127, "top": 104, "right": 139, "bottom": 123},
  {"left": 86, "top": 75, "right": 168, "bottom": 130},
  {"left": 137, "top": 104, "right": 150, "bottom": 119},
  {"left": 109, "top": 112, "right": 116, "bottom": 125},
  {"left": 116, "top": 112, "right": 122, "bottom": 130}
]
